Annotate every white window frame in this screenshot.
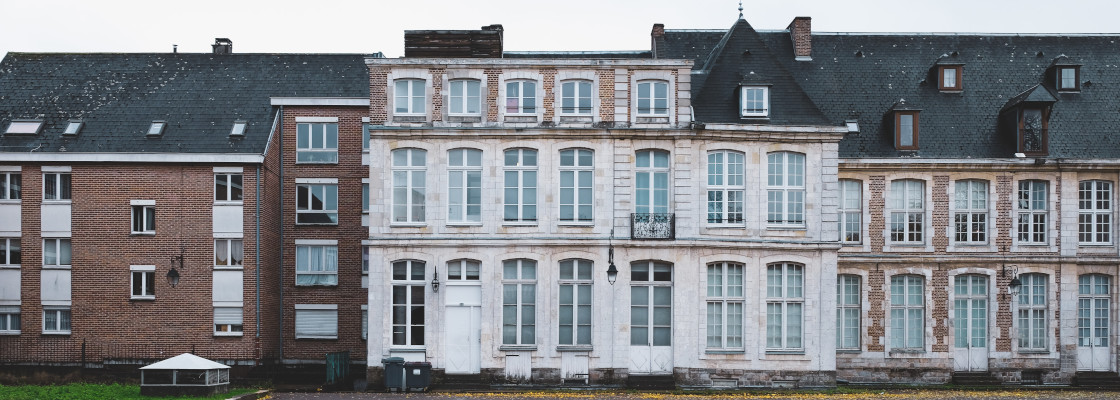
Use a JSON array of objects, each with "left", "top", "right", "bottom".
[
  {"left": 837, "top": 274, "right": 861, "bottom": 350},
  {"left": 1077, "top": 274, "right": 1110, "bottom": 348},
  {"left": 706, "top": 261, "right": 744, "bottom": 350},
  {"left": 558, "top": 259, "right": 592, "bottom": 346},
  {"left": 449, "top": 79, "right": 481, "bottom": 116},
  {"left": 889, "top": 180, "right": 925, "bottom": 243},
  {"left": 229, "top": 121, "right": 247, "bottom": 136},
  {"left": 1017, "top": 180, "right": 1048, "bottom": 244},
  {"left": 559, "top": 80, "right": 593, "bottom": 115},
  {"left": 130, "top": 265, "right": 155, "bottom": 300},
  {"left": 294, "top": 304, "right": 338, "bottom": 340},
  {"left": 706, "top": 151, "right": 745, "bottom": 225},
  {"left": 446, "top": 259, "right": 480, "bottom": 281},
  {"left": 630, "top": 261, "right": 672, "bottom": 347},
  {"left": 0, "top": 306, "right": 19, "bottom": 334},
  {"left": 131, "top": 203, "right": 155, "bottom": 234},
  {"left": 394, "top": 79, "right": 426, "bottom": 115},
  {"left": 636, "top": 80, "right": 669, "bottom": 116},
  {"left": 504, "top": 80, "right": 537, "bottom": 115},
  {"left": 0, "top": 172, "right": 20, "bottom": 200},
  {"left": 1059, "top": 67, "right": 1078, "bottom": 91},
  {"left": 839, "top": 179, "right": 862, "bottom": 243},
  {"left": 503, "top": 148, "right": 537, "bottom": 223},
  {"left": 559, "top": 148, "right": 593, "bottom": 224},
  {"left": 1078, "top": 180, "right": 1112, "bottom": 245},
  {"left": 502, "top": 259, "right": 537, "bottom": 345},
  {"left": 1017, "top": 273, "right": 1048, "bottom": 351},
  {"left": 214, "top": 306, "right": 244, "bottom": 336},
  {"left": 953, "top": 180, "right": 988, "bottom": 244},
  {"left": 740, "top": 86, "right": 769, "bottom": 117},
  {"left": 766, "top": 262, "right": 804, "bottom": 351},
  {"left": 890, "top": 274, "right": 925, "bottom": 350},
  {"left": 42, "top": 307, "right": 71, "bottom": 334},
  {"left": 448, "top": 148, "right": 482, "bottom": 224},
  {"left": 295, "top": 244, "right": 338, "bottom": 286},
  {"left": 635, "top": 149, "right": 670, "bottom": 215},
  {"left": 215, "top": 173, "right": 243, "bottom": 203},
  {"left": 214, "top": 239, "right": 244, "bottom": 269},
  {"left": 295, "top": 123, "right": 339, "bottom": 163},
  {"left": 0, "top": 237, "right": 19, "bottom": 266},
  {"left": 43, "top": 238, "right": 71, "bottom": 268},
  {"left": 295, "top": 183, "right": 338, "bottom": 225},
  {"left": 391, "top": 260, "right": 426, "bottom": 347},
  {"left": 5, "top": 120, "right": 42, "bottom": 134},
  {"left": 361, "top": 305, "right": 369, "bottom": 340},
  {"left": 392, "top": 148, "right": 427, "bottom": 224},
  {"left": 766, "top": 152, "right": 806, "bottom": 227},
  {"left": 43, "top": 172, "right": 71, "bottom": 201}
]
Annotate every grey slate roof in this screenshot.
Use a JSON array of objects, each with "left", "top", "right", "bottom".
[
  {"left": 0, "top": 53, "right": 369, "bottom": 155},
  {"left": 661, "top": 20, "right": 829, "bottom": 126},
  {"left": 664, "top": 20, "right": 1120, "bottom": 159}
]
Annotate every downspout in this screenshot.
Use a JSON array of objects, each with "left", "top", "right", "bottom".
[
  {"left": 255, "top": 166, "right": 261, "bottom": 339},
  {"left": 278, "top": 105, "right": 285, "bottom": 360}
]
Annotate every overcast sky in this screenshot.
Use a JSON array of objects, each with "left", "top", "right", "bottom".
[{"left": 2, "top": 0, "right": 1118, "bottom": 60}]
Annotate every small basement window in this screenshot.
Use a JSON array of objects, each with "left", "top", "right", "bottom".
[
  {"left": 939, "top": 66, "right": 962, "bottom": 91},
  {"left": 63, "top": 120, "right": 83, "bottom": 135},
  {"left": 894, "top": 111, "right": 919, "bottom": 150},
  {"left": 147, "top": 121, "right": 167, "bottom": 136},
  {"left": 1057, "top": 66, "right": 1080, "bottom": 91},
  {"left": 740, "top": 86, "right": 769, "bottom": 117},
  {"left": 230, "top": 121, "right": 247, "bottom": 136},
  {"left": 5, "top": 120, "right": 43, "bottom": 134}
]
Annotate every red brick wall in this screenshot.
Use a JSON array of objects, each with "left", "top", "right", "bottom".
[{"left": 280, "top": 106, "right": 369, "bottom": 361}]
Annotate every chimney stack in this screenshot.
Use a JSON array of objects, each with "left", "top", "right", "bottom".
[
  {"left": 404, "top": 25, "right": 504, "bottom": 58},
  {"left": 787, "top": 17, "right": 811, "bottom": 61},
  {"left": 651, "top": 23, "right": 665, "bottom": 38},
  {"left": 212, "top": 38, "right": 233, "bottom": 55}
]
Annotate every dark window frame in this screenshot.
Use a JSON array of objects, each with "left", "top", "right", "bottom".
[
  {"left": 894, "top": 111, "right": 920, "bottom": 150},
  {"left": 938, "top": 66, "right": 963, "bottom": 91},
  {"left": 1057, "top": 66, "right": 1081, "bottom": 92}
]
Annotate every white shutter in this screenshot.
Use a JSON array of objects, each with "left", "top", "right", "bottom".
[
  {"left": 0, "top": 269, "right": 19, "bottom": 304},
  {"left": 0, "top": 305, "right": 18, "bottom": 313},
  {"left": 214, "top": 307, "right": 243, "bottom": 325},
  {"left": 40, "top": 270, "right": 71, "bottom": 305},
  {"left": 295, "top": 308, "right": 337, "bottom": 339},
  {"left": 212, "top": 270, "right": 244, "bottom": 306}
]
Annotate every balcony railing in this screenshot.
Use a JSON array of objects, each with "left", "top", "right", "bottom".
[{"left": 631, "top": 213, "right": 675, "bottom": 240}]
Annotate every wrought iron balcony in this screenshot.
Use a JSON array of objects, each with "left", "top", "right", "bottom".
[{"left": 631, "top": 213, "right": 675, "bottom": 240}]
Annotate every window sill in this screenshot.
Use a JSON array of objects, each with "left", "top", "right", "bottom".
[
  {"left": 0, "top": 200, "right": 20, "bottom": 205},
  {"left": 390, "top": 223, "right": 427, "bottom": 228},
  {"left": 0, "top": 331, "right": 21, "bottom": 335},
  {"left": 499, "top": 345, "right": 538, "bottom": 352},
  {"left": 293, "top": 161, "right": 339, "bottom": 165},
  {"left": 42, "top": 331, "right": 71, "bottom": 336},
  {"left": 294, "top": 284, "right": 338, "bottom": 288},
  {"left": 503, "top": 222, "right": 538, "bottom": 227},
  {"left": 446, "top": 222, "right": 483, "bottom": 227},
  {"left": 214, "top": 266, "right": 245, "bottom": 270},
  {"left": 0, "top": 265, "right": 21, "bottom": 269},
  {"left": 394, "top": 115, "right": 427, "bottom": 123},
  {"left": 389, "top": 347, "right": 426, "bottom": 352},
  {"left": 557, "top": 222, "right": 594, "bottom": 227},
  {"left": 130, "top": 296, "right": 155, "bottom": 301},
  {"left": 448, "top": 115, "right": 482, "bottom": 123},
  {"left": 765, "top": 350, "right": 805, "bottom": 355},
  {"left": 951, "top": 243, "right": 989, "bottom": 246},
  {"left": 1017, "top": 350, "right": 1050, "bottom": 355},
  {"left": 503, "top": 115, "right": 538, "bottom": 123},
  {"left": 214, "top": 201, "right": 244, "bottom": 206},
  {"left": 556, "top": 345, "right": 593, "bottom": 352},
  {"left": 837, "top": 349, "right": 862, "bottom": 354},
  {"left": 41, "top": 265, "right": 72, "bottom": 270},
  {"left": 840, "top": 242, "right": 862, "bottom": 246},
  {"left": 889, "top": 349, "right": 925, "bottom": 355},
  {"left": 707, "top": 224, "right": 747, "bottom": 228},
  {"left": 295, "top": 223, "right": 339, "bottom": 226},
  {"left": 766, "top": 226, "right": 806, "bottom": 231},
  {"left": 939, "top": 90, "right": 963, "bottom": 94},
  {"left": 1014, "top": 243, "right": 1050, "bottom": 247},
  {"left": 558, "top": 115, "right": 593, "bottom": 123},
  {"left": 888, "top": 243, "right": 925, "bottom": 247},
  {"left": 705, "top": 349, "right": 744, "bottom": 355},
  {"left": 130, "top": 232, "right": 156, "bottom": 236},
  {"left": 740, "top": 115, "right": 770, "bottom": 120},
  {"left": 634, "top": 116, "right": 669, "bottom": 124},
  {"left": 214, "top": 332, "right": 244, "bottom": 337},
  {"left": 41, "top": 200, "right": 72, "bottom": 205},
  {"left": 1078, "top": 243, "right": 1114, "bottom": 247},
  {"left": 295, "top": 336, "right": 337, "bottom": 340}
]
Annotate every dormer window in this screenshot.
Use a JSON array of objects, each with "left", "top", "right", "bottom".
[
  {"left": 147, "top": 121, "right": 166, "bottom": 136},
  {"left": 740, "top": 86, "right": 769, "bottom": 117},
  {"left": 5, "top": 120, "right": 43, "bottom": 134},
  {"left": 1058, "top": 66, "right": 1080, "bottom": 91},
  {"left": 230, "top": 121, "right": 247, "bottom": 136},
  {"left": 939, "top": 65, "right": 962, "bottom": 91},
  {"left": 895, "top": 112, "right": 919, "bottom": 150},
  {"left": 1000, "top": 84, "right": 1055, "bottom": 156},
  {"left": 1017, "top": 107, "right": 1049, "bottom": 154},
  {"left": 63, "top": 120, "right": 83, "bottom": 135}
]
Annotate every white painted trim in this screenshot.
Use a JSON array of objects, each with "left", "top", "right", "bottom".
[
  {"left": 295, "top": 116, "right": 339, "bottom": 123},
  {"left": 295, "top": 304, "right": 337, "bottom": 310},
  {"left": 368, "top": 58, "right": 693, "bottom": 67},
  {"left": 362, "top": 178, "right": 370, "bottom": 184},
  {"left": 130, "top": 265, "right": 156, "bottom": 271},
  {"left": 213, "top": 167, "right": 244, "bottom": 173},
  {"left": 295, "top": 178, "right": 338, "bottom": 184},
  {"left": 130, "top": 199, "right": 155, "bottom": 206},
  {"left": 271, "top": 98, "right": 369, "bottom": 106},
  {"left": 213, "top": 231, "right": 243, "bottom": 239},
  {"left": 42, "top": 300, "right": 72, "bottom": 306},
  {"left": 360, "top": 304, "right": 368, "bottom": 311},
  {"left": 0, "top": 153, "right": 263, "bottom": 163},
  {"left": 213, "top": 301, "right": 244, "bottom": 308},
  {"left": 362, "top": 117, "right": 371, "bottom": 123},
  {"left": 0, "top": 166, "right": 19, "bottom": 172},
  {"left": 295, "top": 239, "right": 338, "bottom": 246},
  {"left": 41, "top": 166, "right": 71, "bottom": 172}
]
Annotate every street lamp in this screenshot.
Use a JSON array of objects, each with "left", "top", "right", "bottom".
[
  {"left": 167, "top": 253, "right": 185, "bottom": 287},
  {"left": 1003, "top": 264, "right": 1021, "bottom": 296},
  {"left": 431, "top": 271, "right": 440, "bottom": 293},
  {"left": 606, "top": 229, "right": 618, "bottom": 285}
]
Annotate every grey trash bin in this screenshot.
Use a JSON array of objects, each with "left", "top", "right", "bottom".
[
  {"left": 404, "top": 361, "right": 431, "bottom": 392},
  {"left": 381, "top": 357, "right": 405, "bottom": 392}
]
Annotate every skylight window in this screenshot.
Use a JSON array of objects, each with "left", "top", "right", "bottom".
[
  {"left": 147, "top": 121, "right": 167, "bottom": 136},
  {"left": 845, "top": 119, "right": 860, "bottom": 134},
  {"left": 63, "top": 120, "right": 83, "bottom": 135},
  {"left": 230, "top": 121, "right": 247, "bottom": 136},
  {"left": 5, "top": 120, "right": 43, "bottom": 134}
]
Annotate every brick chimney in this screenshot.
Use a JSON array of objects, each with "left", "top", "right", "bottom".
[
  {"left": 404, "top": 25, "right": 504, "bottom": 58},
  {"left": 787, "top": 17, "right": 811, "bottom": 61},
  {"left": 650, "top": 23, "right": 665, "bottom": 58},
  {"left": 212, "top": 38, "right": 232, "bottom": 55}
]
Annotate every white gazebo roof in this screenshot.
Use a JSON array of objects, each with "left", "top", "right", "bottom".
[{"left": 140, "top": 353, "right": 230, "bottom": 370}]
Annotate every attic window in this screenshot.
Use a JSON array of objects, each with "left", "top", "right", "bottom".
[
  {"left": 147, "top": 121, "right": 167, "bottom": 136},
  {"left": 5, "top": 120, "right": 43, "bottom": 134},
  {"left": 230, "top": 121, "right": 247, "bottom": 136},
  {"left": 740, "top": 86, "right": 769, "bottom": 117},
  {"left": 1057, "top": 67, "right": 1080, "bottom": 91},
  {"left": 939, "top": 66, "right": 962, "bottom": 91},
  {"left": 845, "top": 119, "right": 860, "bottom": 134},
  {"left": 63, "top": 120, "right": 83, "bottom": 135},
  {"left": 894, "top": 111, "right": 919, "bottom": 150},
  {"left": 1017, "top": 107, "right": 1049, "bottom": 155}
]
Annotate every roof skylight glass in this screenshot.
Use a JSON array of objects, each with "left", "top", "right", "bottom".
[
  {"left": 230, "top": 121, "right": 247, "bottom": 136},
  {"left": 148, "top": 121, "right": 166, "bottom": 135},
  {"left": 63, "top": 121, "right": 83, "bottom": 135},
  {"left": 5, "top": 120, "right": 43, "bottom": 134}
]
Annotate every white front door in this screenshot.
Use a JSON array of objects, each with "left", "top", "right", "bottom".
[
  {"left": 629, "top": 261, "right": 673, "bottom": 375},
  {"left": 952, "top": 275, "right": 988, "bottom": 372},
  {"left": 444, "top": 284, "right": 481, "bottom": 374},
  {"left": 1077, "top": 274, "right": 1112, "bottom": 372}
]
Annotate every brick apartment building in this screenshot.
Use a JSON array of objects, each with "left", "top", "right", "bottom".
[{"left": 3, "top": 13, "right": 1120, "bottom": 389}]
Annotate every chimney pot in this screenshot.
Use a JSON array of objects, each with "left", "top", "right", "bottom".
[
  {"left": 212, "top": 38, "right": 233, "bottom": 55},
  {"left": 787, "top": 17, "right": 812, "bottom": 61},
  {"left": 651, "top": 23, "right": 665, "bottom": 38}
]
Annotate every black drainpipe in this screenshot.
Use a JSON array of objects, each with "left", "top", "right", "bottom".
[{"left": 277, "top": 105, "right": 285, "bottom": 361}]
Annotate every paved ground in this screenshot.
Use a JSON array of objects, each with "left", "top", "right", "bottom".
[{"left": 269, "top": 390, "right": 1120, "bottom": 400}]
